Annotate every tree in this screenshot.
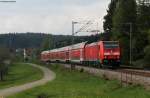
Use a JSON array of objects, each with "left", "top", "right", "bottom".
[
  {"left": 103, "top": 0, "right": 118, "bottom": 36},
  {"left": 112, "top": 0, "right": 137, "bottom": 64},
  {"left": 41, "top": 35, "right": 53, "bottom": 51},
  {"left": 0, "top": 46, "right": 10, "bottom": 81},
  {"left": 137, "top": 0, "right": 150, "bottom": 32},
  {"left": 0, "top": 46, "right": 10, "bottom": 62},
  {"left": 144, "top": 30, "right": 150, "bottom": 63},
  {"left": 113, "top": 0, "right": 137, "bottom": 37},
  {"left": 132, "top": 0, "right": 150, "bottom": 60}
]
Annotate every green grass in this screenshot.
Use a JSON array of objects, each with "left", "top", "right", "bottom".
[
  {"left": 8, "top": 64, "right": 150, "bottom": 98},
  {"left": 0, "top": 63, "right": 43, "bottom": 89}
]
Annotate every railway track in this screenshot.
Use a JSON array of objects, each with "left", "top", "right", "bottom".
[
  {"left": 54, "top": 62, "right": 150, "bottom": 77},
  {"left": 120, "top": 65, "right": 144, "bottom": 70},
  {"left": 84, "top": 64, "right": 150, "bottom": 77},
  {"left": 116, "top": 68, "right": 150, "bottom": 77}
]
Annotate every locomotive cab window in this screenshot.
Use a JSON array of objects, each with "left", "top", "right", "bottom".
[{"left": 103, "top": 42, "right": 119, "bottom": 49}]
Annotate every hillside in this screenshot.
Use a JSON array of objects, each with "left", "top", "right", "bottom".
[{"left": 0, "top": 33, "right": 107, "bottom": 49}]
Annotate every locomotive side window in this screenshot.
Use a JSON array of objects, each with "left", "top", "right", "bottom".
[{"left": 103, "top": 42, "right": 119, "bottom": 49}]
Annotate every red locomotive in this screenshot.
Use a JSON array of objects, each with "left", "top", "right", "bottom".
[{"left": 41, "top": 41, "right": 120, "bottom": 68}]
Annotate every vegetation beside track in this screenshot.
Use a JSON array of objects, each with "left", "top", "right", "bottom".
[
  {"left": 8, "top": 64, "right": 150, "bottom": 98},
  {"left": 0, "top": 63, "right": 43, "bottom": 89}
]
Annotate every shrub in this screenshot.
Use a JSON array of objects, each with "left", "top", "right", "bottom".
[
  {"left": 80, "top": 68, "right": 84, "bottom": 73},
  {"left": 144, "top": 46, "right": 150, "bottom": 62},
  {"left": 37, "top": 93, "right": 49, "bottom": 98},
  {"left": 144, "top": 30, "right": 150, "bottom": 64}
]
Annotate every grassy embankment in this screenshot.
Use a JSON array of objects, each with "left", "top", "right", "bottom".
[
  {"left": 8, "top": 64, "right": 150, "bottom": 98},
  {"left": 0, "top": 63, "right": 43, "bottom": 89}
]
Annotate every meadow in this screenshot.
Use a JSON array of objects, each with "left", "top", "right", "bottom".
[
  {"left": 8, "top": 64, "right": 150, "bottom": 98},
  {"left": 0, "top": 63, "right": 43, "bottom": 89}
]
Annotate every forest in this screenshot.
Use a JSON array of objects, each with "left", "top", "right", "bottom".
[{"left": 0, "top": 33, "right": 106, "bottom": 49}]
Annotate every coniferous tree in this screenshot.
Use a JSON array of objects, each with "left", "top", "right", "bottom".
[
  {"left": 132, "top": 0, "right": 150, "bottom": 60},
  {"left": 41, "top": 35, "right": 53, "bottom": 51},
  {"left": 112, "top": 0, "right": 137, "bottom": 64},
  {"left": 137, "top": 0, "right": 150, "bottom": 32},
  {"left": 144, "top": 30, "right": 150, "bottom": 64},
  {"left": 103, "top": 0, "right": 118, "bottom": 37},
  {"left": 113, "top": 0, "right": 137, "bottom": 37}
]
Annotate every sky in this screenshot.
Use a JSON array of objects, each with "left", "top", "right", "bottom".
[{"left": 0, "top": 0, "right": 110, "bottom": 35}]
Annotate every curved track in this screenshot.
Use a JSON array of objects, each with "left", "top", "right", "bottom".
[{"left": 0, "top": 63, "right": 56, "bottom": 97}]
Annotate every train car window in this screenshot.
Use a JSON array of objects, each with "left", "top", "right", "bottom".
[{"left": 103, "top": 42, "right": 119, "bottom": 49}]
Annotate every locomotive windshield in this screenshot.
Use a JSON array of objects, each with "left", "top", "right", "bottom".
[{"left": 103, "top": 41, "right": 119, "bottom": 49}]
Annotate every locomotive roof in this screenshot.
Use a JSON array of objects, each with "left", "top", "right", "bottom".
[
  {"left": 103, "top": 41, "right": 119, "bottom": 42},
  {"left": 86, "top": 41, "right": 119, "bottom": 46},
  {"left": 86, "top": 42, "right": 99, "bottom": 47}
]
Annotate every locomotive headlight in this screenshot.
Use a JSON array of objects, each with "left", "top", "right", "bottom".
[
  {"left": 114, "top": 52, "right": 119, "bottom": 55},
  {"left": 104, "top": 53, "right": 110, "bottom": 55}
]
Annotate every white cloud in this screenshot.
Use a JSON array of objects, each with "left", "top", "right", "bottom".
[{"left": 0, "top": 0, "right": 110, "bottom": 35}]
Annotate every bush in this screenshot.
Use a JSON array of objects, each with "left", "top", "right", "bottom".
[
  {"left": 144, "top": 46, "right": 150, "bottom": 62},
  {"left": 0, "top": 62, "right": 10, "bottom": 81},
  {"left": 37, "top": 93, "right": 49, "bottom": 98},
  {"left": 80, "top": 68, "right": 84, "bottom": 73},
  {"left": 0, "top": 46, "right": 12, "bottom": 81},
  {"left": 144, "top": 30, "right": 150, "bottom": 64},
  {"left": 0, "top": 47, "right": 10, "bottom": 61}
]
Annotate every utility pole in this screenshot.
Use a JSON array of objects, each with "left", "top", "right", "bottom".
[
  {"left": 72, "top": 21, "right": 75, "bottom": 46},
  {"left": 129, "top": 23, "right": 132, "bottom": 65},
  {"left": 70, "top": 20, "right": 100, "bottom": 70},
  {"left": 123, "top": 22, "right": 132, "bottom": 65},
  {"left": 71, "top": 21, "right": 78, "bottom": 70}
]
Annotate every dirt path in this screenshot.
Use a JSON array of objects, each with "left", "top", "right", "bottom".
[{"left": 0, "top": 63, "right": 56, "bottom": 97}]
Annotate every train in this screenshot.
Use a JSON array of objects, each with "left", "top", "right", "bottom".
[{"left": 41, "top": 41, "right": 121, "bottom": 68}]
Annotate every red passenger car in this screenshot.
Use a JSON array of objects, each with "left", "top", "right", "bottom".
[
  {"left": 58, "top": 46, "right": 70, "bottom": 62},
  {"left": 84, "top": 42, "right": 100, "bottom": 65},
  {"left": 45, "top": 46, "right": 70, "bottom": 62},
  {"left": 41, "top": 51, "right": 50, "bottom": 62},
  {"left": 69, "top": 42, "right": 86, "bottom": 63}
]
